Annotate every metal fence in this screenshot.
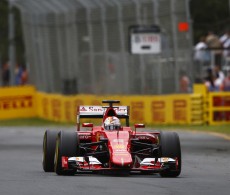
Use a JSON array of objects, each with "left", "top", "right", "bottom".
[{"left": 13, "top": 0, "right": 193, "bottom": 95}]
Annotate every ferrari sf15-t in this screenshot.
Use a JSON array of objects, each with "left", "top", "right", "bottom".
[{"left": 43, "top": 100, "right": 181, "bottom": 177}]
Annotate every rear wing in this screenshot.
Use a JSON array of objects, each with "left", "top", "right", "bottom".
[
  {"left": 77, "top": 106, "right": 130, "bottom": 129},
  {"left": 78, "top": 106, "right": 129, "bottom": 118}
]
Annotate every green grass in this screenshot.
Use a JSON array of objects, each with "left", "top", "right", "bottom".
[
  {"left": 0, "top": 118, "right": 229, "bottom": 136},
  {"left": 0, "top": 118, "right": 74, "bottom": 127},
  {"left": 147, "top": 124, "right": 230, "bottom": 136}
]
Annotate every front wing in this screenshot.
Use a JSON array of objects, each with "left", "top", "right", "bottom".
[{"left": 61, "top": 156, "right": 179, "bottom": 174}]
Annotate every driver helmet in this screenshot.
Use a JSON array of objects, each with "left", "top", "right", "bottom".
[{"left": 104, "top": 116, "right": 121, "bottom": 130}]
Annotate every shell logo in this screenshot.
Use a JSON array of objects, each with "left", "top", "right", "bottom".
[
  {"left": 114, "top": 144, "right": 125, "bottom": 149},
  {"left": 161, "top": 158, "right": 169, "bottom": 162}
]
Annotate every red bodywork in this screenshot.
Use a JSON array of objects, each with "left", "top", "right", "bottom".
[
  {"left": 73, "top": 127, "right": 161, "bottom": 171},
  {"left": 61, "top": 102, "right": 178, "bottom": 173}
]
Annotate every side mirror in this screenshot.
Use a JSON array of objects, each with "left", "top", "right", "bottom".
[
  {"left": 134, "top": 124, "right": 145, "bottom": 137},
  {"left": 134, "top": 124, "right": 145, "bottom": 128},
  {"left": 82, "top": 123, "right": 93, "bottom": 127}
]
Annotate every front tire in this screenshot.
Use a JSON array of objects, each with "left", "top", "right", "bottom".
[
  {"left": 43, "top": 130, "right": 58, "bottom": 172},
  {"left": 159, "top": 131, "right": 181, "bottom": 177},
  {"left": 54, "top": 131, "right": 79, "bottom": 175}
]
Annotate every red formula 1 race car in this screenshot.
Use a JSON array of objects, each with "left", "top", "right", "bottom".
[{"left": 43, "top": 100, "right": 181, "bottom": 177}]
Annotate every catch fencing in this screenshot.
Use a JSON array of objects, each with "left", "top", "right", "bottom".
[{"left": 13, "top": 0, "right": 193, "bottom": 95}]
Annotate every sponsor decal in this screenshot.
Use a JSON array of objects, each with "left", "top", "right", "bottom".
[
  {"left": 73, "top": 156, "right": 102, "bottom": 164},
  {"left": 114, "top": 144, "right": 125, "bottom": 149},
  {"left": 114, "top": 107, "right": 127, "bottom": 113},
  {"left": 79, "top": 135, "right": 91, "bottom": 139},
  {"left": 173, "top": 100, "right": 187, "bottom": 121},
  {"left": 152, "top": 101, "right": 165, "bottom": 122},
  {"left": 134, "top": 34, "right": 159, "bottom": 43},
  {"left": 141, "top": 158, "right": 175, "bottom": 165},
  {"left": 89, "top": 106, "right": 104, "bottom": 112},
  {"left": 80, "top": 107, "right": 87, "bottom": 112},
  {"left": 0, "top": 96, "right": 33, "bottom": 110},
  {"left": 137, "top": 136, "right": 150, "bottom": 140},
  {"left": 79, "top": 106, "right": 128, "bottom": 115},
  {"left": 131, "top": 101, "right": 144, "bottom": 122},
  {"left": 76, "top": 157, "right": 82, "bottom": 161},
  {"left": 152, "top": 101, "right": 165, "bottom": 109},
  {"left": 174, "top": 100, "right": 186, "bottom": 108},
  {"left": 113, "top": 139, "right": 124, "bottom": 143},
  {"left": 161, "top": 157, "right": 169, "bottom": 162}
]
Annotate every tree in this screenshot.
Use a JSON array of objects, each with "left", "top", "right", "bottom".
[{"left": 190, "top": 0, "right": 230, "bottom": 43}]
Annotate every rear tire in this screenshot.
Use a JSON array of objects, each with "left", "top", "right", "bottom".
[
  {"left": 159, "top": 131, "right": 181, "bottom": 177},
  {"left": 54, "top": 131, "right": 79, "bottom": 175},
  {"left": 43, "top": 130, "right": 58, "bottom": 172}
]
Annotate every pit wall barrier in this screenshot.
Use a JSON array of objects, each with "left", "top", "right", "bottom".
[
  {"left": 35, "top": 92, "right": 205, "bottom": 125},
  {"left": 1, "top": 85, "right": 206, "bottom": 125},
  {"left": 193, "top": 84, "right": 230, "bottom": 125},
  {"left": 0, "top": 86, "right": 37, "bottom": 120}
]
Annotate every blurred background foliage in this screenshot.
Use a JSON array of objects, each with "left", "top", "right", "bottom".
[{"left": 190, "top": 0, "right": 230, "bottom": 42}]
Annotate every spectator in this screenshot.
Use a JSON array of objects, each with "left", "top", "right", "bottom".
[
  {"left": 14, "top": 63, "right": 23, "bottom": 85},
  {"left": 204, "top": 68, "right": 216, "bottom": 91},
  {"left": 21, "top": 65, "right": 28, "bottom": 85},
  {"left": 214, "top": 73, "right": 223, "bottom": 91},
  {"left": 213, "top": 64, "right": 225, "bottom": 83},
  {"left": 193, "top": 36, "right": 210, "bottom": 78},
  {"left": 223, "top": 70, "right": 230, "bottom": 91},
  {"left": 2, "top": 62, "right": 10, "bottom": 86},
  {"left": 206, "top": 65, "right": 224, "bottom": 91},
  {"left": 206, "top": 31, "right": 222, "bottom": 67},
  {"left": 221, "top": 30, "right": 230, "bottom": 66},
  {"left": 220, "top": 29, "right": 230, "bottom": 45},
  {"left": 179, "top": 70, "right": 191, "bottom": 93}
]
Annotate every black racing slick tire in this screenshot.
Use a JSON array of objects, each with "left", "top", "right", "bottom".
[
  {"left": 43, "top": 130, "right": 58, "bottom": 172},
  {"left": 54, "top": 131, "right": 79, "bottom": 175},
  {"left": 159, "top": 131, "right": 181, "bottom": 177}
]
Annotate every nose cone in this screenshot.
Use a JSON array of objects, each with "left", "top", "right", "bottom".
[{"left": 112, "top": 153, "right": 133, "bottom": 167}]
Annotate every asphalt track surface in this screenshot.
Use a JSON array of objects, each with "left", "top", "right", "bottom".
[{"left": 0, "top": 127, "right": 230, "bottom": 195}]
